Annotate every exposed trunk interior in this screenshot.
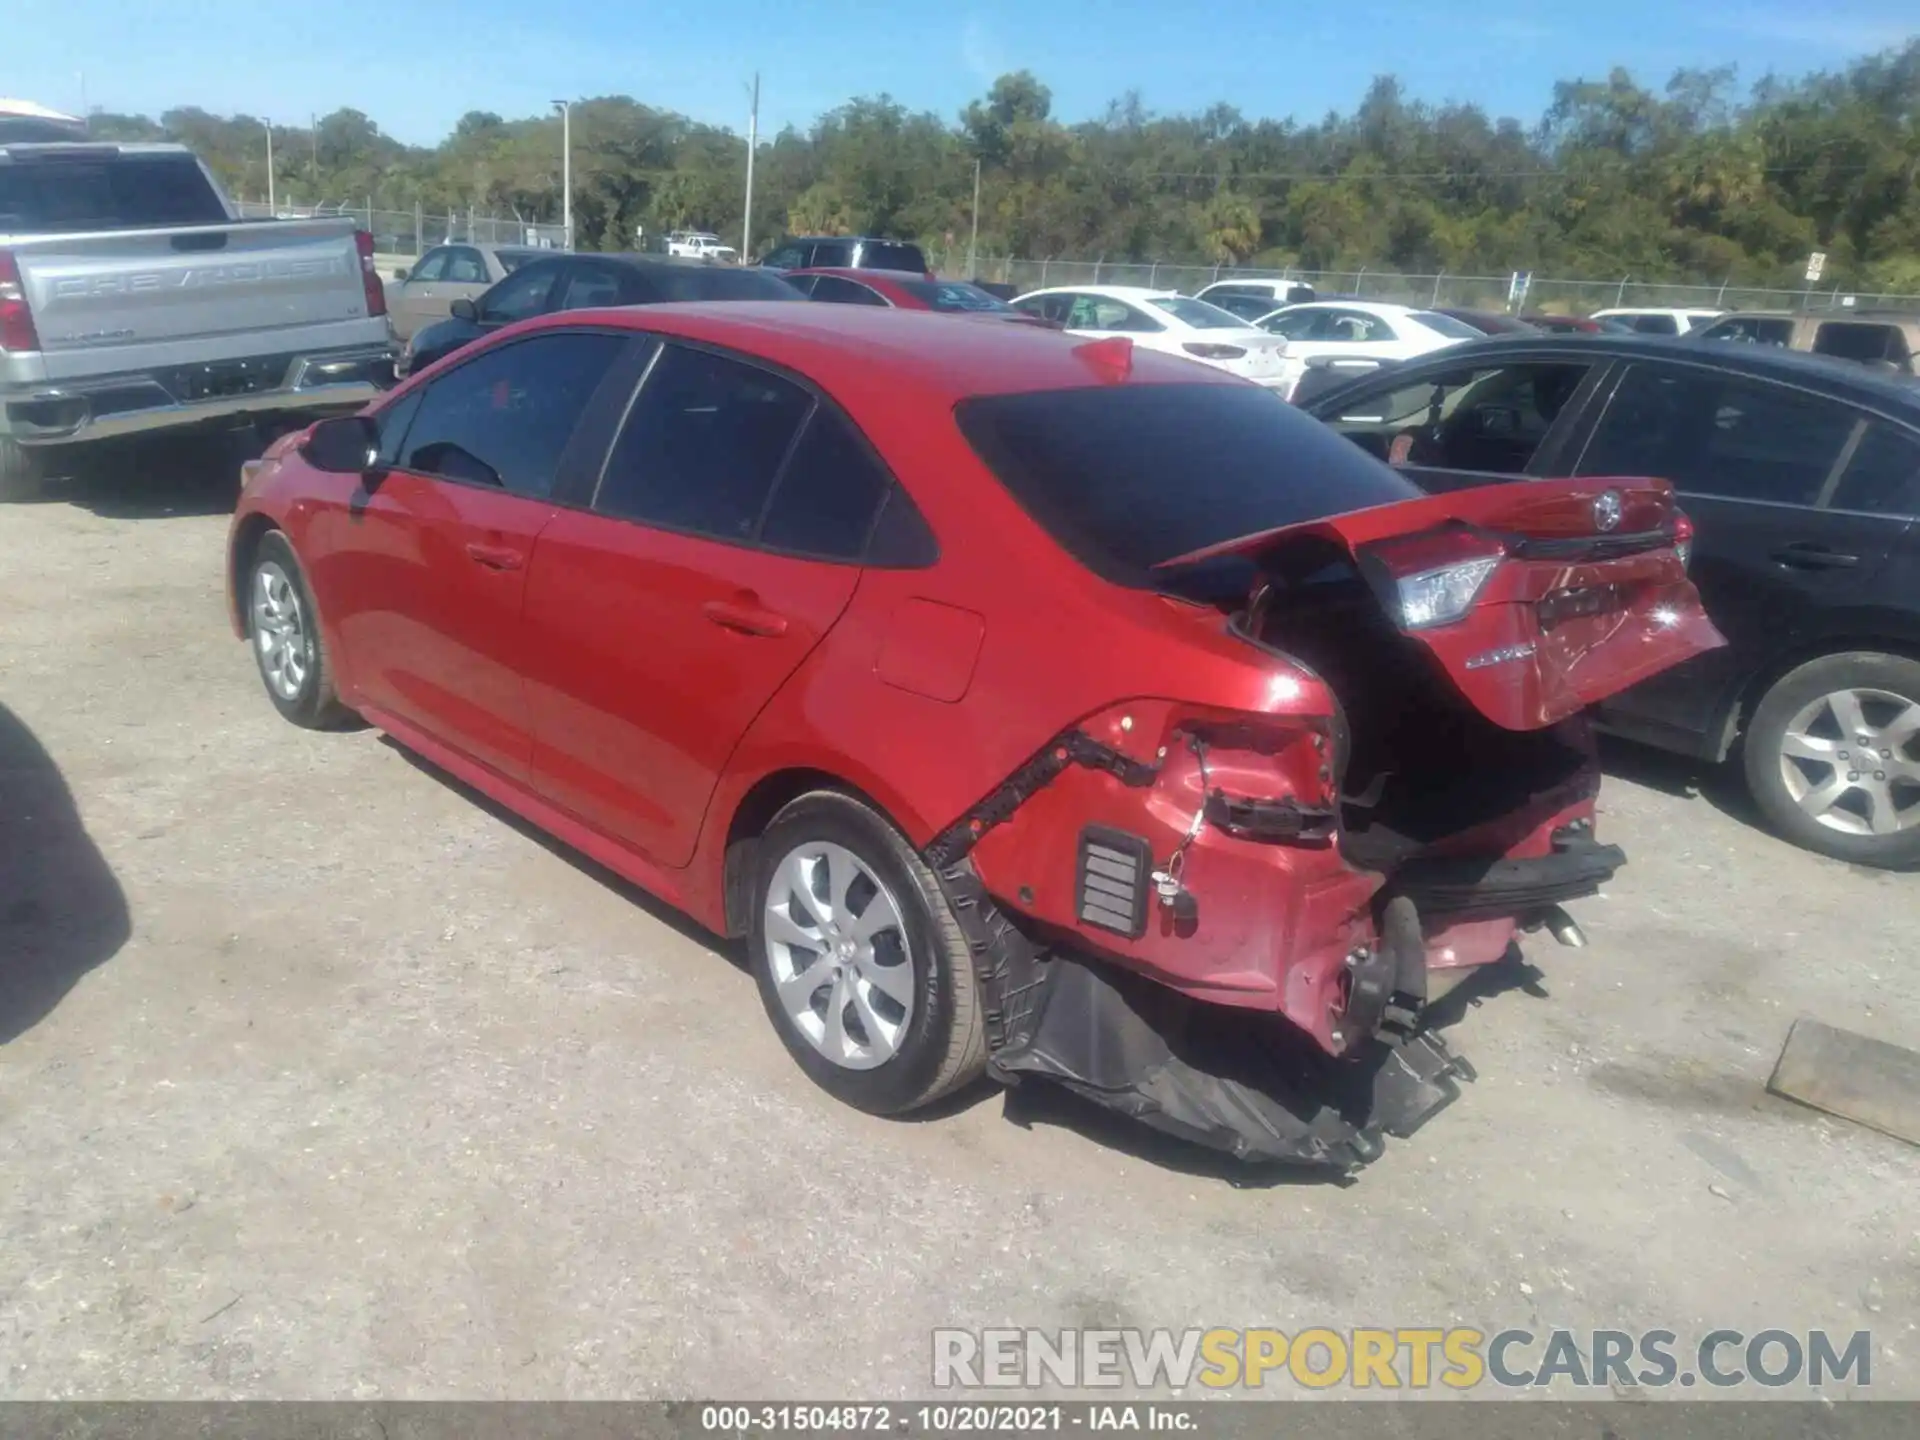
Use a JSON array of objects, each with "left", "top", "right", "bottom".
[{"left": 1234, "top": 537, "right": 1591, "bottom": 874}]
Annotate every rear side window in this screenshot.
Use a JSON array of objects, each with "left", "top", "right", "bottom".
[
  {"left": 1829, "top": 423, "right": 1920, "bottom": 516},
  {"left": 812, "top": 240, "right": 855, "bottom": 267},
  {"left": 1813, "top": 323, "right": 1912, "bottom": 367},
  {"left": 1148, "top": 296, "right": 1244, "bottom": 329},
  {"left": 1205, "top": 292, "right": 1284, "bottom": 322},
  {"left": 1702, "top": 316, "right": 1795, "bottom": 346},
  {"left": 0, "top": 152, "right": 228, "bottom": 231},
  {"left": 856, "top": 241, "right": 927, "bottom": 273},
  {"left": 594, "top": 345, "right": 812, "bottom": 541},
  {"left": 759, "top": 407, "right": 892, "bottom": 559},
  {"left": 895, "top": 280, "right": 1010, "bottom": 313},
  {"left": 1409, "top": 310, "right": 1485, "bottom": 340},
  {"left": 956, "top": 384, "right": 1420, "bottom": 587},
  {"left": 1576, "top": 364, "right": 1855, "bottom": 507},
  {"left": 399, "top": 331, "right": 626, "bottom": 497},
  {"left": 1629, "top": 314, "right": 1681, "bottom": 335},
  {"left": 809, "top": 275, "right": 888, "bottom": 306}
]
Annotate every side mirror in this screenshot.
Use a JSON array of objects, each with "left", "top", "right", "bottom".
[
  {"left": 302, "top": 414, "right": 380, "bottom": 474},
  {"left": 450, "top": 297, "right": 479, "bottom": 323},
  {"left": 392, "top": 267, "right": 410, "bottom": 280}
]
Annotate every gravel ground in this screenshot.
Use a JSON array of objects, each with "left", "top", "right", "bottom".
[{"left": 2, "top": 445, "right": 1917, "bottom": 1401}]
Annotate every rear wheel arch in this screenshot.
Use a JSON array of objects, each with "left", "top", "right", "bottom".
[
  {"left": 1718, "top": 628, "right": 1920, "bottom": 761},
  {"left": 718, "top": 766, "right": 934, "bottom": 938}
]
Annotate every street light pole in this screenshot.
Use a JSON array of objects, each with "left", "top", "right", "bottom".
[
  {"left": 551, "top": 100, "right": 572, "bottom": 249},
  {"left": 265, "top": 119, "right": 275, "bottom": 213},
  {"left": 742, "top": 74, "right": 760, "bottom": 262}
]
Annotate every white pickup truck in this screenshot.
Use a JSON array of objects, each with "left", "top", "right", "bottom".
[
  {"left": 664, "top": 230, "right": 737, "bottom": 262},
  {"left": 0, "top": 135, "right": 397, "bottom": 499}
]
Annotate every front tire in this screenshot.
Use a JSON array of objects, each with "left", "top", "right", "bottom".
[
  {"left": 749, "top": 791, "right": 987, "bottom": 1115},
  {"left": 246, "top": 530, "right": 357, "bottom": 730},
  {"left": 1743, "top": 651, "right": 1920, "bottom": 869}
]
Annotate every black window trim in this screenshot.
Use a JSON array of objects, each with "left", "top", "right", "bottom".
[
  {"left": 1568, "top": 356, "right": 1920, "bottom": 518},
  {"left": 372, "top": 325, "right": 652, "bottom": 503},
  {"left": 580, "top": 332, "right": 939, "bottom": 569}
]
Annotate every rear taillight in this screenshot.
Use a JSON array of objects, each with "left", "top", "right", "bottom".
[
  {"left": 355, "top": 230, "right": 387, "bottom": 318},
  {"left": 0, "top": 250, "right": 40, "bottom": 353},
  {"left": 1183, "top": 342, "right": 1248, "bottom": 360},
  {"left": 1360, "top": 527, "right": 1507, "bottom": 631},
  {"left": 1673, "top": 510, "right": 1694, "bottom": 569}
]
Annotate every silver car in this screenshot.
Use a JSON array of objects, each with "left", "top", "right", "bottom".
[{"left": 385, "top": 244, "right": 547, "bottom": 340}]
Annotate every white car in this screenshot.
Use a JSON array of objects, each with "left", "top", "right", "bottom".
[
  {"left": 1193, "top": 278, "right": 1318, "bottom": 323},
  {"left": 1588, "top": 307, "right": 1723, "bottom": 336},
  {"left": 665, "top": 231, "right": 738, "bottom": 262},
  {"left": 1010, "top": 285, "right": 1290, "bottom": 388},
  {"left": 1255, "top": 300, "right": 1482, "bottom": 399}
]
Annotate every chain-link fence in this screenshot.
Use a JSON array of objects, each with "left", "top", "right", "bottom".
[
  {"left": 939, "top": 255, "right": 1920, "bottom": 315},
  {"left": 234, "top": 200, "right": 556, "bottom": 256}
]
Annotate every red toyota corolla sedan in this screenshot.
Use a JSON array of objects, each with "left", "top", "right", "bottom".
[{"left": 226, "top": 304, "right": 1720, "bottom": 1169}]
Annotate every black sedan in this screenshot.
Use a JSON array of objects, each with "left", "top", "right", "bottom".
[
  {"left": 402, "top": 254, "right": 804, "bottom": 375},
  {"left": 1296, "top": 335, "right": 1920, "bottom": 868}
]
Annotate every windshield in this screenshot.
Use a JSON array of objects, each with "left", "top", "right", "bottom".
[
  {"left": 1409, "top": 310, "right": 1487, "bottom": 340},
  {"left": 956, "top": 384, "right": 1420, "bottom": 589},
  {"left": 1149, "top": 295, "right": 1248, "bottom": 329},
  {"left": 896, "top": 279, "right": 1011, "bottom": 313},
  {"left": 0, "top": 151, "right": 229, "bottom": 232}
]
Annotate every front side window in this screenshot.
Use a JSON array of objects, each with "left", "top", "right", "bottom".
[
  {"left": 1321, "top": 309, "right": 1397, "bottom": 343},
  {"left": 558, "top": 263, "right": 629, "bottom": 311},
  {"left": 1067, "top": 296, "right": 1163, "bottom": 333},
  {"left": 594, "top": 345, "right": 812, "bottom": 541},
  {"left": 1701, "top": 316, "right": 1795, "bottom": 346},
  {"left": 408, "top": 248, "right": 450, "bottom": 283},
  {"left": 1318, "top": 361, "right": 1593, "bottom": 473},
  {"left": 478, "top": 265, "right": 561, "bottom": 325},
  {"left": 445, "top": 248, "right": 489, "bottom": 284},
  {"left": 763, "top": 245, "right": 808, "bottom": 269},
  {"left": 855, "top": 241, "right": 927, "bottom": 273},
  {"left": 398, "top": 332, "right": 626, "bottom": 497},
  {"left": 1262, "top": 308, "right": 1327, "bottom": 341},
  {"left": 1576, "top": 364, "right": 1855, "bottom": 507},
  {"left": 811, "top": 240, "right": 855, "bottom": 267}
]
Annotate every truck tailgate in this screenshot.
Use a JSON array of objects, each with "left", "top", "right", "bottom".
[{"left": 14, "top": 219, "right": 375, "bottom": 367}]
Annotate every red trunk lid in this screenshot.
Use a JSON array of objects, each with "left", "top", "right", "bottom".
[{"left": 1158, "top": 477, "right": 1725, "bottom": 731}]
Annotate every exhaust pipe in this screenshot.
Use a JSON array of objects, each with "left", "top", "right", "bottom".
[{"left": 1536, "top": 905, "right": 1588, "bottom": 948}]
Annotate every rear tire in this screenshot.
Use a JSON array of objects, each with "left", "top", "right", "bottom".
[
  {"left": 1743, "top": 651, "right": 1920, "bottom": 869},
  {"left": 245, "top": 530, "right": 358, "bottom": 730},
  {"left": 0, "top": 437, "right": 46, "bottom": 503},
  {"left": 749, "top": 790, "right": 987, "bottom": 1115}
]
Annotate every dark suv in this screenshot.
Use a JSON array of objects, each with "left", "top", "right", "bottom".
[
  {"left": 1297, "top": 335, "right": 1920, "bottom": 868},
  {"left": 757, "top": 236, "right": 932, "bottom": 278}
]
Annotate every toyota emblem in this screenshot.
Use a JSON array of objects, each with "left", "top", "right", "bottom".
[{"left": 1593, "top": 490, "right": 1623, "bottom": 532}]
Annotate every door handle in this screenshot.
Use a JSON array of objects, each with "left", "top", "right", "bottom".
[
  {"left": 702, "top": 597, "right": 789, "bottom": 637},
  {"left": 1771, "top": 543, "right": 1860, "bottom": 571},
  {"left": 465, "top": 542, "right": 525, "bottom": 571}
]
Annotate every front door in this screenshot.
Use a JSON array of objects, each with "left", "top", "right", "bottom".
[
  {"left": 522, "top": 344, "right": 890, "bottom": 866},
  {"left": 312, "top": 328, "right": 631, "bottom": 782}
]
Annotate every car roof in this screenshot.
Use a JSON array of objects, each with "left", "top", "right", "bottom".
[
  {"left": 1592, "top": 306, "right": 1724, "bottom": 317},
  {"left": 783, "top": 235, "right": 923, "bottom": 246},
  {"left": 1380, "top": 332, "right": 1920, "bottom": 417},
  {"left": 1268, "top": 299, "right": 1421, "bottom": 317},
  {"left": 510, "top": 301, "right": 1243, "bottom": 402},
  {"left": 1016, "top": 285, "right": 1180, "bottom": 301}
]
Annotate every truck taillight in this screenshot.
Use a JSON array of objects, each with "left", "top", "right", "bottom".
[
  {"left": 354, "top": 230, "right": 387, "bottom": 319},
  {"left": 0, "top": 250, "right": 40, "bottom": 353}
]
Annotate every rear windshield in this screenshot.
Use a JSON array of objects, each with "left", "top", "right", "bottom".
[
  {"left": 635, "top": 266, "right": 805, "bottom": 302},
  {"left": 896, "top": 279, "right": 1011, "bottom": 313},
  {"left": 1409, "top": 310, "right": 1486, "bottom": 339},
  {"left": 0, "top": 151, "right": 228, "bottom": 232},
  {"left": 956, "top": 384, "right": 1421, "bottom": 588},
  {"left": 1148, "top": 296, "right": 1247, "bottom": 329},
  {"left": 1814, "top": 322, "right": 1907, "bottom": 364},
  {"left": 857, "top": 241, "right": 927, "bottom": 273}
]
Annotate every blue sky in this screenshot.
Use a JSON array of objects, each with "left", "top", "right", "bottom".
[{"left": 5, "top": 0, "right": 1915, "bottom": 145}]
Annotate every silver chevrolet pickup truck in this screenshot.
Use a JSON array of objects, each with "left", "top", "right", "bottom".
[{"left": 0, "top": 139, "right": 396, "bottom": 499}]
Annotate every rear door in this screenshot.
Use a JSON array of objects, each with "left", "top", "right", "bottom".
[
  {"left": 311, "top": 328, "right": 634, "bottom": 782},
  {"left": 1569, "top": 360, "right": 1908, "bottom": 749},
  {"left": 521, "top": 342, "right": 883, "bottom": 865},
  {"left": 390, "top": 246, "right": 452, "bottom": 339}
]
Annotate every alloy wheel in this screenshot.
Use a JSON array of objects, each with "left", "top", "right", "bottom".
[
  {"left": 251, "top": 560, "right": 312, "bottom": 702},
  {"left": 762, "top": 840, "right": 916, "bottom": 1070},
  {"left": 1778, "top": 686, "right": 1920, "bottom": 838}
]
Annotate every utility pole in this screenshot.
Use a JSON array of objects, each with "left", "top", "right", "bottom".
[
  {"left": 551, "top": 100, "right": 573, "bottom": 249},
  {"left": 742, "top": 73, "right": 760, "bottom": 262},
  {"left": 76, "top": 72, "right": 88, "bottom": 127},
  {"left": 310, "top": 113, "right": 319, "bottom": 192},
  {"left": 265, "top": 119, "right": 275, "bottom": 214},
  {"left": 967, "top": 158, "right": 981, "bottom": 279}
]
